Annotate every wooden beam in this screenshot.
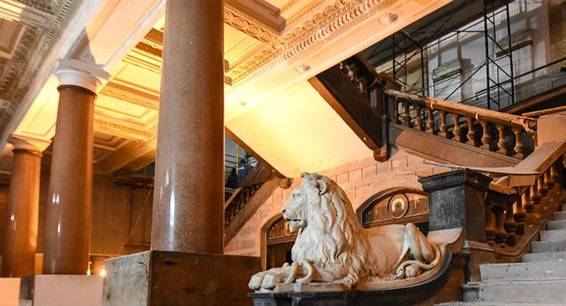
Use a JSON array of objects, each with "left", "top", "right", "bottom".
[
  {"left": 389, "top": 123, "right": 520, "bottom": 168},
  {"left": 309, "top": 67, "right": 384, "bottom": 153}
]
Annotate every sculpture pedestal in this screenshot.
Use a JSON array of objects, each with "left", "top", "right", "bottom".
[
  {"left": 103, "top": 251, "right": 261, "bottom": 306},
  {"left": 20, "top": 274, "right": 103, "bottom": 306},
  {"left": 249, "top": 253, "right": 467, "bottom": 306}
]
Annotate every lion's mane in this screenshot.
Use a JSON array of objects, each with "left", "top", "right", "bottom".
[{"left": 291, "top": 175, "right": 378, "bottom": 284}]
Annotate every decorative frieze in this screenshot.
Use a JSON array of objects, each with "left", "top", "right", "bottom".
[{"left": 228, "top": 0, "right": 386, "bottom": 84}]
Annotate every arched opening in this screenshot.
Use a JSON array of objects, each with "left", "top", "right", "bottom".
[
  {"left": 356, "top": 187, "right": 429, "bottom": 234},
  {"left": 263, "top": 216, "right": 296, "bottom": 269}
]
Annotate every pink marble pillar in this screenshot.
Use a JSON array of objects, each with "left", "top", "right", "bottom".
[
  {"left": 151, "top": 0, "right": 225, "bottom": 253},
  {"left": 2, "top": 136, "right": 44, "bottom": 277},
  {"left": 43, "top": 68, "right": 101, "bottom": 274}
]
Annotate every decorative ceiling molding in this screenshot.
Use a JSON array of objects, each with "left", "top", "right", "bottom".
[
  {"left": 94, "top": 135, "right": 156, "bottom": 174},
  {"left": 224, "top": 7, "right": 278, "bottom": 44},
  {"left": 225, "top": 0, "right": 285, "bottom": 34},
  {"left": 93, "top": 113, "right": 154, "bottom": 142},
  {"left": 100, "top": 81, "right": 159, "bottom": 110},
  {"left": 227, "top": 0, "right": 388, "bottom": 84},
  {"left": 0, "top": 0, "right": 53, "bottom": 28},
  {"left": 0, "top": 0, "right": 75, "bottom": 135}
]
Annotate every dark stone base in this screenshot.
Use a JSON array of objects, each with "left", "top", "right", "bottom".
[
  {"left": 250, "top": 253, "right": 467, "bottom": 306},
  {"left": 103, "top": 251, "right": 261, "bottom": 306}
]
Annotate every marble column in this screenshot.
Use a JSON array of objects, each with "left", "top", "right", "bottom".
[
  {"left": 151, "top": 0, "right": 224, "bottom": 253},
  {"left": 2, "top": 136, "right": 44, "bottom": 277},
  {"left": 42, "top": 68, "right": 100, "bottom": 274}
]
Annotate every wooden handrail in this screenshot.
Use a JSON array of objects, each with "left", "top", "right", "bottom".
[
  {"left": 482, "top": 140, "right": 566, "bottom": 252},
  {"left": 384, "top": 88, "right": 538, "bottom": 160},
  {"left": 385, "top": 89, "right": 537, "bottom": 133}
]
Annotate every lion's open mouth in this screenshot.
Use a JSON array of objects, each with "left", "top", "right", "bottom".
[{"left": 284, "top": 217, "right": 305, "bottom": 232}]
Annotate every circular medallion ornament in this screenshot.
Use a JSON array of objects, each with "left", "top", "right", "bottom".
[{"left": 388, "top": 194, "right": 409, "bottom": 219}]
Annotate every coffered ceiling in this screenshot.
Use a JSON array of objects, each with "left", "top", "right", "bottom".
[{"left": 0, "top": 0, "right": 452, "bottom": 177}]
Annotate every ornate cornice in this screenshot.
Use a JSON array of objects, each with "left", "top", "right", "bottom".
[
  {"left": 227, "top": 0, "right": 387, "bottom": 84},
  {"left": 93, "top": 117, "right": 154, "bottom": 142},
  {"left": 224, "top": 7, "right": 277, "bottom": 44}
]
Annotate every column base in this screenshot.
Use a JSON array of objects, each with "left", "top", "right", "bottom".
[
  {"left": 103, "top": 250, "right": 261, "bottom": 306},
  {"left": 20, "top": 274, "right": 103, "bottom": 306},
  {"left": 0, "top": 277, "right": 21, "bottom": 306}
]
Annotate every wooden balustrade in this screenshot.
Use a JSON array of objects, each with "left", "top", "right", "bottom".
[
  {"left": 385, "top": 89, "right": 538, "bottom": 160},
  {"left": 484, "top": 159, "right": 563, "bottom": 248},
  {"left": 225, "top": 183, "right": 263, "bottom": 226}
]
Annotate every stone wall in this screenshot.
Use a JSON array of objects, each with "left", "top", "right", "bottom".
[
  {"left": 224, "top": 149, "right": 450, "bottom": 257},
  {"left": 36, "top": 173, "right": 152, "bottom": 257}
]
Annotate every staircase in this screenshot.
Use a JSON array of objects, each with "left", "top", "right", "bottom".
[
  {"left": 311, "top": 54, "right": 538, "bottom": 168},
  {"left": 438, "top": 201, "right": 566, "bottom": 306}
]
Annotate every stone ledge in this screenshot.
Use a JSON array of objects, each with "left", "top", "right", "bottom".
[{"left": 103, "top": 250, "right": 261, "bottom": 306}]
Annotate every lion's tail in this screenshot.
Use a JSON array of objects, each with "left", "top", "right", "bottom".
[{"left": 393, "top": 243, "right": 445, "bottom": 279}]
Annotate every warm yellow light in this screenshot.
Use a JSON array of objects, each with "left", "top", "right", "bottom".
[
  {"left": 99, "top": 268, "right": 107, "bottom": 277},
  {"left": 227, "top": 81, "right": 371, "bottom": 176}
]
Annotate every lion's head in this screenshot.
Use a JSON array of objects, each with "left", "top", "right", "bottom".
[{"left": 281, "top": 172, "right": 376, "bottom": 284}]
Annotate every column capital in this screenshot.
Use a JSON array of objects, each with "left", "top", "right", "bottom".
[
  {"left": 55, "top": 59, "right": 110, "bottom": 94},
  {"left": 8, "top": 134, "right": 50, "bottom": 153}
]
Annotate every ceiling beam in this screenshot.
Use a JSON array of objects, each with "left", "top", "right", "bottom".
[
  {"left": 94, "top": 136, "right": 156, "bottom": 174},
  {"left": 100, "top": 81, "right": 159, "bottom": 110}
]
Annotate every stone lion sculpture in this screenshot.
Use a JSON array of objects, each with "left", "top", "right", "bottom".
[{"left": 249, "top": 172, "right": 444, "bottom": 291}]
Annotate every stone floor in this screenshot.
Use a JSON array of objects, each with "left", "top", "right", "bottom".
[{"left": 439, "top": 203, "right": 566, "bottom": 306}]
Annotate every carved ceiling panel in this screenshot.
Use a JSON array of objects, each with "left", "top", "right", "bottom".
[{"left": 0, "top": 0, "right": 75, "bottom": 135}]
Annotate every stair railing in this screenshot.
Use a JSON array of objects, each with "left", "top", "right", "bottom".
[
  {"left": 483, "top": 141, "right": 566, "bottom": 253},
  {"left": 385, "top": 89, "right": 538, "bottom": 159},
  {"left": 487, "top": 162, "right": 563, "bottom": 250}
]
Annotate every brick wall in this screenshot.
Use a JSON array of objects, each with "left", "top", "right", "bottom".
[{"left": 224, "top": 149, "right": 450, "bottom": 257}]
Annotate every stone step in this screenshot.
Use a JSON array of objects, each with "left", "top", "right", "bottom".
[
  {"left": 463, "top": 280, "right": 566, "bottom": 304},
  {"left": 532, "top": 240, "right": 566, "bottom": 253},
  {"left": 548, "top": 219, "right": 566, "bottom": 230},
  {"left": 553, "top": 211, "right": 566, "bottom": 220},
  {"left": 541, "top": 229, "right": 566, "bottom": 241},
  {"left": 523, "top": 251, "right": 566, "bottom": 262},
  {"left": 480, "top": 261, "right": 566, "bottom": 281}
]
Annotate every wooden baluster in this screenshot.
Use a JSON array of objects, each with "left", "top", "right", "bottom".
[
  {"left": 530, "top": 184, "right": 541, "bottom": 207},
  {"left": 414, "top": 105, "right": 423, "bottom": 131},
  {"left": 426, "top": 108, "right": 435, "bottom": 134},
  {"left": 393, "top": 98, "right": 400, "bottom": 124},
  {"left": 493, "top": 205, "right": 507, "bottom": 245},
  {"left": 438, "top": 111, "right": 448, "bottom": 138},
  {"left": 512, "top": 128, "right": 525, "bottom": 159},
  {"left": 402, "top": 102, "right": 411, "bottom": 127},
  {"left": 453, "top": 114, "right": 461, "bottom": 142},
  {"left": 504, "top": 201, "right": 517, "bottom": 246},
  {"left": 439, "top": 111, "right": 448, "bottom": 138},
  {"left": 485, "top": 203, "right": 497, "bottom": 245},
  {"left": 545, "top": 169, "right": 554, "bottom": 189},
  {"left": 551, "top": 163, "right": 559, "bottom": 182},
  {"left": 513, "top": 190, "right": 526, "bottom": 235},
  {"left": 538, "top": 175, "right": 547, "bottom": 197},
  {"left": 480, "top": 121, "right": 491, "bottom": 150},
  {"left": 496, "top": 125, "right": 508, "bottom": 155},
  {"left": 523, "top": 189, "right": 534, "bottom": 213},
  {"left": 466, "top": 117, "right": 476, "bottom": 146}
]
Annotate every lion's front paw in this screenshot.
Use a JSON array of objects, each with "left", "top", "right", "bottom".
[
  {"left": 248, "top": 272, "right": 265, "bottom": 290},
  {"left": 261, "top": 273, "right": 279, "bottom": 290}
]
